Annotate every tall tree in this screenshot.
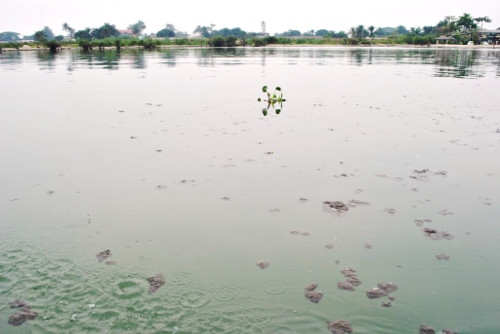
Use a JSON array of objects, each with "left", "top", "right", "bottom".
[
  {"left": 194, "top": 24, "right": 215, "bottom": 38},
  {"left": 157, "top": 28, "right": 175, "bottom": 38},
  {"left": 368, "top": 26, "right": 375, "bottom": 38},
  {"left": 355, "top": 25, "right": 368, "bottom": 38},
  {"left": 74, "top": 28, "right": 92, "bottom": 40},
  {"left": 92, "top": 23, "right": 119, "bottom": 39},
  {"left": 457, "top": 13, "right": 477, "bottom": 31},
  {"left": 396, "top": 25, "right": 409, "bottom": 35},
  {"left": 474, "top": 16, "right": 491, "bottom": 29},
  {"left": 62, "top": 23, "right": 75, "bottom": 38},
  {"left": 0, "top": 32, "right": 21, "bottom": 41},
  {"left": 42, "top": 26, "right": 55, "bottom": 39},
  {"left": 128, "top": 20, "right": 146, "bottom": 35},
  {"left": 350, "top": 27, "right": 356, "bottom": 38},
  {"left": 34, "top": 30, "right": 48, "bottom": 43},
  {"left": 422, "top": 26, "right": 437, "bottom": 35}
]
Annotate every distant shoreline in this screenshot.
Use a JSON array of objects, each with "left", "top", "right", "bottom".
[{"left": 1, "top": 43, "right": 498, "bottom": 52}]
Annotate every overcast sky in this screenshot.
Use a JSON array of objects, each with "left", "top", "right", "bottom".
[{"left": 1, "top": 0, "right": 499, "bottom": 36}]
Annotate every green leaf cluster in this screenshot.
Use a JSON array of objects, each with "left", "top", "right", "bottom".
[{"left": 258, "top": 86, "right": 286, "bottom": 116}]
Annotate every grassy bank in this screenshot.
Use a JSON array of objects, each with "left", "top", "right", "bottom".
[{"left": 0, "top": 35, "right": 491, "bottom": 52}]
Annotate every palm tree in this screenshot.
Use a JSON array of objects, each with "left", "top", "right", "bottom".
[
  {"left": 368, "top": 26, "right": 375, "bottom": 38},
  {"left": 356, "top": 25, "right": 365, "bottom": 38},
  {"left": 62, "top": 23, "right": 75, "bottom": 38},
  {"left": 474, "top": 16, "right": 491, "bottom": 29}
]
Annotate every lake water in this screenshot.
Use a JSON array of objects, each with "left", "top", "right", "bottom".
[{"left": 1, "top": 47, "right": 500, "bottom": 333}]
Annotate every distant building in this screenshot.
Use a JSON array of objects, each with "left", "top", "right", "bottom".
[
  {"left": 476, "top": 29, "right": 500, "bottom": 44},
  {"left": 436, "top": 35, "right": 456, "bottom": 44},
  {"left": 118, "top": 29, "right": 135, "bottom": 36}
]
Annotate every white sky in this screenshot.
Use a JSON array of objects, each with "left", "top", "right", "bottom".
[{"left": 1, "top": 0, "right": 499, "bottom": 36}]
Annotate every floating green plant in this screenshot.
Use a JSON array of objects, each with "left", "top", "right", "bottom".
[{"left": 258, "top": 86, "right": 286, "bottom": 116}]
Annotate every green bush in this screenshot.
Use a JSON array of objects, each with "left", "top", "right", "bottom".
[
  {"left": 264, "top": 36, "right": 278, "bottom": 44},
  {"left": 44, "top": 40, "right": 61, "bottom": 52},
  {"left": 342, "top": 38, "right": 359, "bottom": 45},
  {"left": 210, "top": 36, "right": 226, "bottom": 47},
  {"left": 78, "top": 40, "right": 92, "bottom": 51},
  {"left": 0, "top": 42, "right": 22, "bottom": 49},
  {"left": 140, "top": 38, "right": 160, "bottom": 49},
  {"left": 224, "top": 36, "right": 237, "bottom": 47},
  {"left": 277, "top": 38, "right": 292, "bottom": 44},
  {"left": 252, "top": 38, "right": 267, "bottom": 47},
  {"left": 174, "top": 38, "right": 188, "bottom": 45}
]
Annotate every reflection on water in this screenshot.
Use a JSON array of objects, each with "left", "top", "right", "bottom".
[{"left": 2, "top": 47, "right": 499, "bottom": 78}]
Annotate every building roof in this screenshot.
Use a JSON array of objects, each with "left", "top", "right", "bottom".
[
  {"left": 436, "top": 35, "right": 456, "bottom": 40},
  {"left": 118, "top": 29, "right": 134, "bottom": 35}
]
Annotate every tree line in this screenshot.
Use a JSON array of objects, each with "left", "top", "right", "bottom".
[{"left": 0, "top": 13, "right": 497, "bottom": 50}]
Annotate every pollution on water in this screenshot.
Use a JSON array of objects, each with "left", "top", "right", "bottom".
[{"left": 1, "top": 46, "right": 500, "bottom": 333}]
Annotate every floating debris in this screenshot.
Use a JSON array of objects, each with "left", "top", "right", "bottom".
[
  {"left": 324, "top": 201, "right": 349, "bottom": 211},
  {"left": 155, "top": 185, "right": 168, "bottom": 190},
  {"left": 8, "top": 300, "right": 37, "bottom": 326},
  {"left": 304, "top": 283, "right": 318, "bottom": 292},
  {"left": 256, "top": 261, "right": 269, "bottom": 269},
  {"left": 118, "top": 110, "right": 125, "bottom": 112},
  {"left": 438, "top": 209, "right": 453, "bottom": 216},
  {"left": 299, "top": 197, "right": 309, "bottom": 202},
  {"left": 377, "top": 282, "right": 398, "bottom": 293},
  {"left": 346, "top": 277, "right": 362, "bottom": 287},
  {"left": 347, "top": 199, "right": 371, "bottom": 207},
  {"left": 96, "top": 249, "right": 112, "bottom": 262},
  {"left": 221, "top": 197, "right": 231, "bottom": 201},
  {"left": 341, "top": 267, "right": 357, "bottom": 278},
  {"left": 366, "top": 288, "right": 387, "bottom": 299},
  {"left": 268, "top": 208, "right": 281, "bottom": 213},
  {"left": 436, "top": 253, "right": 450, "bottom": 260},
  {"left": 337, "top": 281, "right": 355, "bottom": 291},
  {"left": 384, "top": 208, "right": 396, "bottom": 215},
  {"left": 381, "top": 301, "right": 392, "bottom": 307},
  {"left": 338, "top": 268, "right": 361, "bottom": 291},
  {"left": 304, "top": 283, "right": 323, "bottom": 303},
  {"left": 8, "top": 309, "right": 38, "bottom": 326},
  {"left": 419, "top": 324, "right": 435, "bottom": 334},
  {"left": 147, "top": 274, "right": 165, "bottom": 293},
  {"left": 327, "top": 320, "right": 353, "bottom": 334},
  {"left": 10, "top": 300, "right": 29, "bottom": 309},
  {"left": 325, "top": 244, "right": 335, "bottom": 250},
  {"left": 364, "top": 243, "right": 372, "bottom": 249},
  {"left": 423, "top": 228, "right": 454, "bottom": 240},
  {"left": 414, "top": 169, "right": 430, "bottom": 174},
  {"left": 305, "top": 291, "right": 323, "bottom": 303},
  {"left": 130, "top": 136, "right": 138, "bottom": 139}
]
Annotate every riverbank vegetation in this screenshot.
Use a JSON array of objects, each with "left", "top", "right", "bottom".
[{"left": 1, "top": 13, "right": 497, "bottom": 53}]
